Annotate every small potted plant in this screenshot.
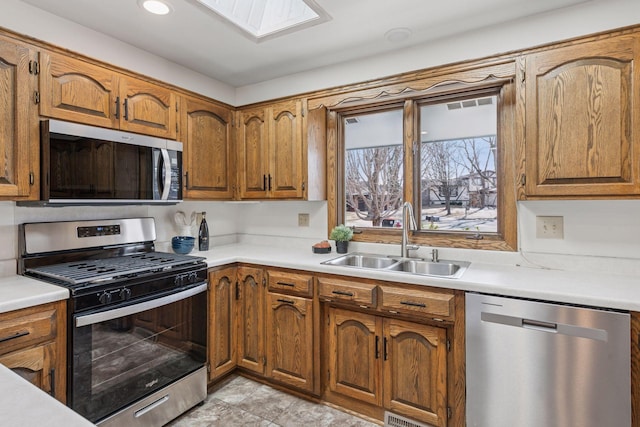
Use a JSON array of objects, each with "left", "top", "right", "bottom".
[{"left": 330, "top": 224, "right": 353, "bottom": 254}]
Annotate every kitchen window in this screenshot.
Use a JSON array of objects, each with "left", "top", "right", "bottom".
[{"left": 329, "top": 81, "right": 518, "bottom": 251}]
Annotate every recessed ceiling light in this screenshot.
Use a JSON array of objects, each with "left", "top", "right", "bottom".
[
  {"left": 140, "top": 0, "right": 172, "bottom": 15},
  {"left": 385, "top": 27, "right": 412, "bottom": 43}
]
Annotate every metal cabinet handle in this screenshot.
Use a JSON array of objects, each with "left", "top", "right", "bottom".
[
  {"left": 277, "top": 298, "right": 295, "bottom": 305},
  {"left": 123, "top": 98, "right": 129, "bottom": 121},
  {"left": 263, "top": 175, "right": 267, "bottom": 191},
  {"left": 276, "top": 281, "right": 295, "bottom": 287},
  {"left": 383, "top": 337, "right": 388, "bottom": 360},
  {"left": 49, "top": 368, "right": 55, "bottom": 397},
  {"left": 0, "top": 330, "right": 29, "bottom": 344},
  {"left": 400, "top": 300, "right": 427, "bottom": 308},
  {"left": 375, "top": 335, "right": 380, "bottom": 359},
  {"left": 268, "top": 174, "right": 272, "bottom": 191},
  {"left": 114, "top": 96, "right": 120, "bottom": 119},
  {"left": 332, "top": 290, "right": 354, "bottom": 297}
]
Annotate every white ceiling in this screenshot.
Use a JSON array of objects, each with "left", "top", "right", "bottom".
[{"left": 20, "top": 0, "right": 589, "bottom": 87}]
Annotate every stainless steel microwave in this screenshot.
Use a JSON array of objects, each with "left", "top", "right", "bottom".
[{"left": 32, "top": 119, "right": 183, "bottom": 205}]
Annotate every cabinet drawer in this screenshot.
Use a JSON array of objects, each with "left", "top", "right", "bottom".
[
  {"left": 380, "top": 286, "right": 454, "bottom": 320},
  {"left": 318, "top": 277, "right": 377, "bottom": 308},
  {"left": 0, "top": 306, "right": 58, "bottom": 356},
  {"left": 268, "top": 270, "right": 313, "bottom": 297}
]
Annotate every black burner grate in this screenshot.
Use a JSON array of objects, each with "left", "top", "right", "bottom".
[{"left": 26, "top": 252, "right": 204, "bottom": 285}]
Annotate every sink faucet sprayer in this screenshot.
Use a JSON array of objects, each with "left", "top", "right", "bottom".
[{"left": 401, "top": 202, "right": 420, "bottom": 258}]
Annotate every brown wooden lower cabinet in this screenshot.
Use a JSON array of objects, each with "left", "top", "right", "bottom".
[
  {"left": 265, "top": 291, "right": 315, "bottom": 393},
  {"left": 0, "top": 300, "right": 66, "bottom": 402},
  {"left": 212, "top": 266, "right": 318, "bottom": 394},
  {"left": 236, "top": 265, "right": 266, "bottom": 375},
  {"left": 327, "top": 307, "right": 448, "bottom": 427},
  {"left": 328, "top": 308, "right": 381, "bottom": 406},
  {"left": 208, "top": 266, "right": 237, "bottom": 382},
  {"left": 207, "top": 265, "right": 461, "bottom": 426}
]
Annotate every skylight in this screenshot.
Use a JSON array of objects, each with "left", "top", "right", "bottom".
[{"left": 195, "top": 0, "right": 330, "bottom": 42}]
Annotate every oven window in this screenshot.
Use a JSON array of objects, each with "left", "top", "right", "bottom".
[{"left": 71, "top": 291, "right": 206, "bottom": 422}]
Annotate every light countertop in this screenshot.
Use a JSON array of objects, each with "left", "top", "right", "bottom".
[
  {"left": 0, "top": 274, "right": 69, "bottom": 314},
  {"left": 196, "top": 243, "right": 640, "bottom": 312},
  {"left": 2, "top": 243, "right": 640, "bottom": 314},
  {"left": 0, "top": 364, "right": 94, "bottom": 427}
]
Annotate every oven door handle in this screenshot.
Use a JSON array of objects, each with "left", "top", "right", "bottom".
[{"left": 75, "top": 282, "right": 207, "bottom": 328}]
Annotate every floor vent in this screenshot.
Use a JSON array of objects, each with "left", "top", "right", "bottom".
[{"left": 384, "top": 412, "right": 433, "bottom": 427}]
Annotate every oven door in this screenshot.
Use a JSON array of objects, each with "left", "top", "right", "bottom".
[{"left": 70, "top": 283, "right": 207, "bottom": 423}]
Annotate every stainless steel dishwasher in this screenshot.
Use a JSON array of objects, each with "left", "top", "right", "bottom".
[{"left": 466, "top": 292, "right": 631, "bottom": 427}]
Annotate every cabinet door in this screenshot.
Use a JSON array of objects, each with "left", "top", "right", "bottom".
[
  {"left": 39, "top": 51, "right": 119, "bottom": 129},
  {"left": 238, "top": 107, "right": 269, "bottom": 199},
  {"left": 0, "top": 38, "right": 37, "bottom": 198},
  {"left": 0, "top": 343, "right": 57, "bottom": 396},
  {"left": 383, "top": 318, "right": 448, "bottom": 427},
  {"left": 236, "top": 266, "right": 265, "bottom": 374},
  {"left": 268, "top": 99, "right": 304, "bottom": 199},
  {"left": 119, "top": 75, "right": 177, "bottom": 139},
  {"left": 182, "top": 96, "right": 234, "bottom": 199},
  {"left": 525, "top": 35, "right": 640, "bottom": 196},
  {"left": 327, "top": 307, "right": 382, "bottom": 406},
  {"left": 265, "top": 292, "right": 314, "bottom": 392},
  {"left": 208, "top": 267, "right": 237, "bottom": 381}
]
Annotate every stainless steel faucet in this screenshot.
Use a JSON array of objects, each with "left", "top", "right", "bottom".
[{"left": 401, "top": 201, "right": 420, "bottom": 258}]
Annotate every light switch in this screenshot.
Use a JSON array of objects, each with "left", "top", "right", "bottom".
[{"left": 535, "top": 216, "right": 564, "bottom": 239}]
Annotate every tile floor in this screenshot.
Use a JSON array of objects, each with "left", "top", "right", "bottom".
[{"left": 167, "top": 374, "right": 381, "bottom": 427}]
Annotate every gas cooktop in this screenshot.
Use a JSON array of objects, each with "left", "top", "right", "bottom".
[{"left": 26, "top": 252, "right": 204, "bottom": 286}]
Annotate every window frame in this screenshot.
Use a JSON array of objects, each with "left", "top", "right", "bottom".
[{"left": 324, "top": 76, "right": 518, "bottom": 251}]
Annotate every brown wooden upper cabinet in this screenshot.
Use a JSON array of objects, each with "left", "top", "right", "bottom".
[
  {"left": 524, "top": 34, "right": 640, "bottom": 197},
  {"left": 237, "top": 99, "right": 325, "bottom": 200},
  {"left": 0, "top": 36, "right": 39, "bottom": 200},
  {"left": 180, "top": 96, "right": 234, "bottom": 199},
  {"left": 39, "top": 51, "right": 177, "bottom": 139}
]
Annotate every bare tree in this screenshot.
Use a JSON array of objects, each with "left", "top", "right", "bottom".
[
  {"left": 421, "top": 141, "right": 463, "bottom": 215},
  {"left": 345, "top": 146, "right": 403, "bottom": 226},
  {"left": 455, "top": 136, "right": 496, "bottom": 208}
]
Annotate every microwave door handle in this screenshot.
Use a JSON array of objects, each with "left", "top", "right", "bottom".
[{"left": 156, "top": 148, "right": 171, "bottom": 200}]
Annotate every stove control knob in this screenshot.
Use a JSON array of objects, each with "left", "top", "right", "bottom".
[
  {"left": 98, "top": 291, "right": 112, "bottom": 305},
  {"left": 189, "top": 272, "right": 198, "bottom": 283},
  {"left": 119, "top": 288, "right": 132, "bottom": 301},
  {"left": 174, "top": 275, "right": 184, "bottom": 287}
]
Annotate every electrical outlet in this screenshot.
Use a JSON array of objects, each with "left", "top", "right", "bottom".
[
  {"left": 298, "top": 213, "right": 310, "bottom": 227},
  {"left": 535, "top": 216, "right": 564, "bottom": 239}
]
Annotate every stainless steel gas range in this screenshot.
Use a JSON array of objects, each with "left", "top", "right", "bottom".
[{"left": 18, "top": 218, "right": 207, "bottom": 427}]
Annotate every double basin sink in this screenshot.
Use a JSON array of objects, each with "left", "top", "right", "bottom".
[{"left": 321, "top": 252, "right": 470, "bottom": 279}]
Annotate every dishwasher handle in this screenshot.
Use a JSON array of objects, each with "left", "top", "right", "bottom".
[
  {"left": 481, "top": 311, "right": 608, "bottom": 342},
  {"left": 522, "top": 318, "right": 557, "bottom": 333}
]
